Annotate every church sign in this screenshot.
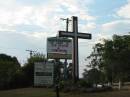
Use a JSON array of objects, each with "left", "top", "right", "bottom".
[
  {"left": 47, "top": 37, "right": 72, "bottom": 59},
  {"left": 34, "top": 62, "right": 54, "bottom": 86}
]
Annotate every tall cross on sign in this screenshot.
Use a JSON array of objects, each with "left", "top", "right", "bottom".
[{"left": 59, "top": 16, "right": 92, "bottom": 82}]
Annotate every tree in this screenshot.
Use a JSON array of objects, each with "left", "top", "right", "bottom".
[
  {"left": 86, "top": 43, "right": 104, "bottom": 69},
  {"left": 101, "top": 35, "right": 130, "bottom": 89},
  {"left": 22, "top": 53, "right": 47, "bottom": 86},
  {"left": 83, "top": 43, "right": 105, "bottom": 85},
  {"left": 83, "top": 68, "right": 104, "bottom": 86},
  {"left": 0, "top": 54, "right": 21, "bottom": 89},
  {"left": 83, "top": 34, "right": 130, "bottom": 90}
]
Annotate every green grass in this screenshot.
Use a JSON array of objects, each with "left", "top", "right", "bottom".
[
  {"left": 0, "top": 87, "right": 130, "bottom": 97},
  {"left": 0, "top": 88, "right": 55, "bottom": 97}
]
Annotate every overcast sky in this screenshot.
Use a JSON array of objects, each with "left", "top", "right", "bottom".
[{"left": 0, "top": 0, "right": 130, "bottom": 77}]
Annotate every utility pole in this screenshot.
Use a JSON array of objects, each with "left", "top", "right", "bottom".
[
  {"left": 60, "top": 18, "right": 71, "bottom": 32},
  {"left": 26, "top": 50, "right": 36, "bottom": 58},
  {"left": 60, "top": 18, "right": 72, "bottom": 80}
]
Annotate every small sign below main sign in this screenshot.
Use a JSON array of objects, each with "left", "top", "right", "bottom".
[
  {"left": 47, "top": 37, "right": 72, "bottom": 59},
  {"left": 34, "top": 62, "right": 54, "bottom": 86}
]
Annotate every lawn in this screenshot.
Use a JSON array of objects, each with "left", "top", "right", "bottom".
[{"left": 0, "top": 87, "right": 130, "bottom": 97}]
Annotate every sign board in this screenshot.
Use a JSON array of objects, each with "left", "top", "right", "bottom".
[
  {"left": 47, "top": 37, "right": 72, "bottom": 59},
  {"left": 34, "top": 62, "right": 54, "bottom": 86}
]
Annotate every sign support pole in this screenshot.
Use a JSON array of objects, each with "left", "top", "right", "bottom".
[{"left": 60, "top": 18, "right": 71, "bottom": 80}]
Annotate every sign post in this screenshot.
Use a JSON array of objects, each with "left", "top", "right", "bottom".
[
  {"left": 59, "top": 16, "right": 92, "bottom": 82},
  {"left": 47, "top": 37, "right": 72, "bottom": 97},
  {"left": 60, "top": 18, "right": 72, "bottom": 80}
]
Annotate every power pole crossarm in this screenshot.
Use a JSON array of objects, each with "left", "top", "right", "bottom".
[{"left": 26, "top": 50, "right": 36, "bottom": 58}]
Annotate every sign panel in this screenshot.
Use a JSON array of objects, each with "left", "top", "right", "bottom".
[
  {"left": 34, "top": 62, "right": 54, "bottom": 86},
  {"left": 47, "top": 37, "right": 72, "bottom": 59}
]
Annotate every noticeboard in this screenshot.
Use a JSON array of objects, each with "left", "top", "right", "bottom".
[
  {"left": 34, "top": 62, "right": 54, "bottom": 86},
  {"left": 47, "top": 37, "right": 72, "bottom": 59}
]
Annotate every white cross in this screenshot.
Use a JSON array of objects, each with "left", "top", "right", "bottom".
[{"left": 59, "top": 16, "right": 92, "bottom": 82}]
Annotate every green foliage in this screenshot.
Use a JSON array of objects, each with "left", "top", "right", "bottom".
[
  {"left": 77, "top": 79, "right": 92, "bottom": 88},
  {"left": 0, "top": 54, "right": 21, "bottom": 89},
  {"left": 28, "top": 53, "right": 47, "bottom": 63},
  {"left": 22, "top": 53, "right": 47, "bottom": 86},
  {"left": 103, "top": 35, "right": 130, "bottom": 83},
  {"left": 83, "top": 68, "right": 105, "bottom": 85},
  {"left": 83, "top": 34, "right": 130, "bottom": 86}
]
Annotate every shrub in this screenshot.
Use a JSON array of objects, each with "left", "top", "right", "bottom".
[{"left": 77, "top": 79, "right": 92, "bottom": 88}]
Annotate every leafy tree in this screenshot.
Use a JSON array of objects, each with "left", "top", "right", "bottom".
[
  {"left": 86, "top": 43, "right": 104, "bottom": 69},
  {"left": 83, "top": 68, "right": 104, "bottom": 86},
  {"left": 22, "top": 53, "right": 47, "bottom": 86},
  {"left": 83, "top": 34, "right": 130, "bottom": 89},
  {"left": 0, "top": 54, "right": 20, "bottom": 89},
  {"left": 100, "top": 35, "right": 130, "bottom": 88},
  {"left": 83, "top": 43, "right": 105, "bottom": 84}
]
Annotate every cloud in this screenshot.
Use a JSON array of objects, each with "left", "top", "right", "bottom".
[
  {"left": 87, "top": 23, "right": 97, "bottom": 29},
  {"left": 0, "top": 30, "right": 48, "bottom": 62},
  {"left": 0, "top": 0, "right": 16, "bottom": 7},
  {"left": 0, "top": 0, "right": 96, "bottom": 32},
  {"left": 116, "top": 0, "right": 130, "bottom": 19},
  {"left": 0, "top": 0, "right": 97, "bottom": 68},
  {"left": 101, "top": 20, "right": 130, "bottom": 34},
  {"left": 0, "top": 26, "right": 15, "bottom": 32},
  {"left": 99, "top": 0, "right": 130, "bottom": 42}
]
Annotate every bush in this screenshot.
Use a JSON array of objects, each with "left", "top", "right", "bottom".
[
  {"left": 77, "top": 79, "right": 92, "bottom": 88},
  {"left": 58, "top": 80, "right": 93, "bottom": 93}
]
